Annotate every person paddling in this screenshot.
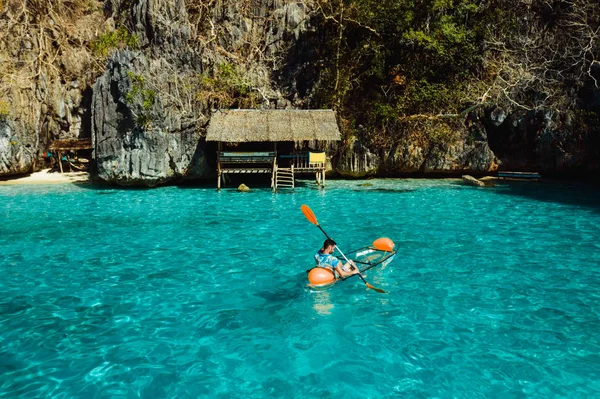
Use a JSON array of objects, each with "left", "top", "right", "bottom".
[{"left": 315, "top": 238, "right": 359, "bottom": 279}]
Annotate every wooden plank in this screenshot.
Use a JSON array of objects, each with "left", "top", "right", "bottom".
[
  {"left": 221, "top": 169, "right": 271, "bottom": 174},
  {"left": 498, "top": 171, "right": 541, "bottom": 179},
  {"left": 57, "top": 151, "right": 63, "bottom": 173}
]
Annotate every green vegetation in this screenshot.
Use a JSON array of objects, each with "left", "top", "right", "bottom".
[
  {"left": 0, "top": 99, "right": 9, "bottom": 120},
  {"left": 125, "top": 72, "right": 156, "bottom": 129},
  {"left": 92, "top": 27, "right": 139, "bottom": 58},
  {"left": 197, "top": 63, "right": 260, "bottom": 108},
  {"left": 303, "top": 0, "right": 599, "bottom": 145}
]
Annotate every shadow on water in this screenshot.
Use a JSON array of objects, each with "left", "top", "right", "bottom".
[
  {"left": 252, "top": 273, "right": 306, "bottom": 303},
  {"left": 490, "top": 180, "right": 600, "bottom": 213}
]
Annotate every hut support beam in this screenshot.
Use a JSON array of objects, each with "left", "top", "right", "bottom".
[
  {"left": 217, "top": 142, "right": 222, "bottom": 190},
  {"left": 57, "top": 151, "right": 63, "bottom": 173}
]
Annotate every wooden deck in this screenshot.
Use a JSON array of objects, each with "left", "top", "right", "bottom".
[
  {"left": 216, "top": 151, "right": 326, "bottom": 190},
  {"left": 498, "top": 171, "right": 541, "bottom": 180}
]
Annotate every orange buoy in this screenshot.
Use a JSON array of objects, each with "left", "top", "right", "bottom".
[
  {"left": 372, "top": 237, "right": 395, "bottom": 252},
  {"left": 307, "top": 267, "right": 336, "bottom": 286}
]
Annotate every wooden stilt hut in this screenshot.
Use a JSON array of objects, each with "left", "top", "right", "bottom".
[
  {"left": 48, "top": 138, "right": 92, "bottom": 173},
  {"left": 206, "top": 109, "right": 341, "bottom": 191}
]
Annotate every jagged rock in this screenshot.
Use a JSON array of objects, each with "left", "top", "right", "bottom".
[
  {"left": 91, "top": 51, "right": 210, "bottom": 187},
  {"left": 462, "top": 175, "right": 485, "bottom": 187},
  {"left": 237, "top": 183, "right": 251, "bottom": 192},
  {"left": 488, "top": 106, "right": 508, "bottom": 127},
  {"left": 0, "top": 119, "right": 37, "bottom": 176},
  {"left": 336, "top": 137, "right": 379, "bottom": 177},
  {"left": 365, "top": 117, "right": 500, "bottom": 176}
]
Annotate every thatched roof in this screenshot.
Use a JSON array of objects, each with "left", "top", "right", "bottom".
[
  {"left": 49, "top": 138, "right": 92, "bottom": 151},
  {"left": 206, "top": 109, "right": 341, "bottom": 142}
]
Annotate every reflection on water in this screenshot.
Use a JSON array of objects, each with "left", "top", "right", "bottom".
[{"left": 310, "top": 290, "right": 334, "bottom": 315}]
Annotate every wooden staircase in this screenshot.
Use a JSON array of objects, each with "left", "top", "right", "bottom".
[{"left": 273, "top": 166, "right": 295, "bottom": 192}]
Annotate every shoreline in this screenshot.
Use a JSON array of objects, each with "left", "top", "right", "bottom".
[{"left": 0, "top": 169, "right": 90, "bottom": 185}]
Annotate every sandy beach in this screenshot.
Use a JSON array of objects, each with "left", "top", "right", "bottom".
[{"left": 0, "top": 169, "right": 90, "bottom": 185}]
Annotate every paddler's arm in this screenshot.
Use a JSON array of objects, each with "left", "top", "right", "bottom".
[{"left": 335, "top": 260, "right": 358, "bottom": 278}]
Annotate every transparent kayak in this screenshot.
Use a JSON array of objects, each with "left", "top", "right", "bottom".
[
  {"left": 307, "top": 246, "right": 396, "bottom": 289},
  {"left": 336, "top": 246, "right": 396, "bottom": 274}
]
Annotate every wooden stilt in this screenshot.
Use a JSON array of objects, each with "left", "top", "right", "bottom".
[
  {"left": 217, "top": 142, "right": 222, "bottom": 190},
  {"left": 57, "top": 151, "right": 64, "bottom": 173}
]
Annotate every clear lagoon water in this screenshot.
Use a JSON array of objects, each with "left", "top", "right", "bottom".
[{"left": 1, "top": 179, "right": 600, "bottom": 398}]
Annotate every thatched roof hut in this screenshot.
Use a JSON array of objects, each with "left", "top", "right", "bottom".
[
  {"left": 49, "top": 138, "right": 92, "bottom": 151},
  {"left": 206, "top": 109, "right": 341, "bottom": 142}
]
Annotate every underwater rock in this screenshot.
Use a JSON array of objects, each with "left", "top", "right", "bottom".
[{"left": 462, "top": 175, "right": 485, "bottom": 187}]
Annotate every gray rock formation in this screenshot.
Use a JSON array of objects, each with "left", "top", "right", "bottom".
[
  {"left": 336, "top": 137, "right": 379, "bottom": 177},
  {"left": 345, "top": 116, "right": 499, "bottom": 176},
  {"left": 91, "top": 51, "right": 210, "bottom": 186},
  {"left": 0, "top": 119, "right": 38, "bottom": 176}
]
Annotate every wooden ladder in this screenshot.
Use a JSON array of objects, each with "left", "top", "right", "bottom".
[{"left": 273, "top": 166, "right": 295, "bottom": 192}]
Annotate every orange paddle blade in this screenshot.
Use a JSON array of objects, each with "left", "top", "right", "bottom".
[
  {"left": 373, "top": 237, "right": 394, "bottom": 252},
  {"left": 301, "top": 204, "right": 318, "bottom": 226},
  {"left": 366, "top": 282, "right": 386, "bottom": 293}
]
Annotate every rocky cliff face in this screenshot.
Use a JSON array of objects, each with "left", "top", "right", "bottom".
[
  {"left": 0, "top": 119, "right": 38, "bottom": 175},
  {"left": 91, "top": 51, "right": 209, "bottom": 186},
  {"left": 0, "top": 0, "right": 597, "bottom": 185},
  {"left": 89, "top": 0, "right": 312, "bottom": 185},
  {"left": 336, "top": 111, "right": 499, "bottom": 177}
]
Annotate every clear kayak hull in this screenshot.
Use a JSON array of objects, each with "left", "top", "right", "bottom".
[{"left": 307, "top": 246, "right": 396, "bottom": 288}]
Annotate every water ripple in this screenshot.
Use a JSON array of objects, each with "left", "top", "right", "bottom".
[{"left": 1, "top": 181, "right": 599, "bottom": 397}]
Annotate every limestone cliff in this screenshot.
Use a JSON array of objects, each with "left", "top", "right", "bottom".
[{"left": 0, "top": 0, "right": 597, "bottom": 185}]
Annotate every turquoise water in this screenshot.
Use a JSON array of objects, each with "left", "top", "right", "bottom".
[{"left": 1, "top": 179, "right": 600, "bottom": 398}]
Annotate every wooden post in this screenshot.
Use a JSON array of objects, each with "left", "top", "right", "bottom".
[
  {"left": 217, "top": 142, "right": 221, "bottom": 190},
  {"left": 272, "top": 142, "right": 277, "bottom": 191},
  {"left": 57, "top": 151, "right": 64, "bottom": 173}
]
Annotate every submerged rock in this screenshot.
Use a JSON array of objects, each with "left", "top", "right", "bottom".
[{"left": 462, "top": 175, "right": 485, "bottom": 187}]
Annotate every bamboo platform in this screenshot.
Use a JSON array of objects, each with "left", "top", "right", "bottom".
[
  {"left": 498, "top": 171, "right": 541, "bottom": 180},
  {"left": 216, "top": 150, "right": 327, "bottom": 190}
]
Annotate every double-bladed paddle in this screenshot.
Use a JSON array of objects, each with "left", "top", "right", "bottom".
[{"left": 301, "top": 204, "right": 386, "bottom": 293}]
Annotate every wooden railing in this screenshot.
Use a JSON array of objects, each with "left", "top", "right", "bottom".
[
  {"left": 279, "top": 152, "right": 325, "bottom": 169},
  {"left": 219, "top": 151, "right": 275, "bottom": 165},
  {"left": 280, "top": 153, "right": 308, "bottom": 168}
]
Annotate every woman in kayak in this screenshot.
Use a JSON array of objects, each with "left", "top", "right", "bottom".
[{"left": 315, "top": 239, "right": 359, "bottom": 279}]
